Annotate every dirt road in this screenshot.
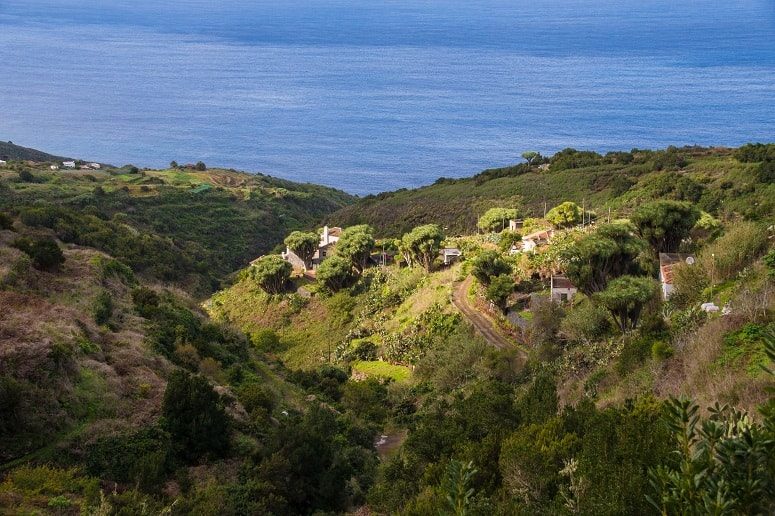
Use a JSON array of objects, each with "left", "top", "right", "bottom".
[{"left": 451, "top": 276, "right": 524, "bottom": 353}]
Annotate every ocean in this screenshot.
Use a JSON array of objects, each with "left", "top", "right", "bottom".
[{"left": 1, "top": 0, "right": 774, "bottom": 194}]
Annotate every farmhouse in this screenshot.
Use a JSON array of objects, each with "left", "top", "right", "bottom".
[
  {"left": 62, "top": 161, "right": 76, "bottom": 168},
  {"left": 659, "top": 252, "right": 696, "bottom": 300},
  {"left": 550, "top": 275, "right": 577, "bottom": 303},
  {"left": 282, "top": 225, "right": 342, "bottom": 270}
]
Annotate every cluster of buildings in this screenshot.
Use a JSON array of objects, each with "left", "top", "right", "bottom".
[{"left": 53, "top": 161, "right": 101, "bottom": 170}]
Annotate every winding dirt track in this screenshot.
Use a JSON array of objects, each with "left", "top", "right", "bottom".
[{"left": 451, "top": 276, "right": 525, "bottom": 356}]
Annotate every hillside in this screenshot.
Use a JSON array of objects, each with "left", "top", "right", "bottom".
[
  {"left": 0, "top": 141, "right": 71, "bottom": 163},
  {"left": 0, "top": 160, "right": 355, "bottom": 294},
  {"left": 1, "top": 142, "right": 774, "bottom": 514},
  {"left": 0, "top": 218, "right": 381, "bottom": 514},
  {"left": 332, "top": 146, "right": 775, "bottom": 236},
  {"left": 208, "top": 143, "right": 775, "bottom": 513}
]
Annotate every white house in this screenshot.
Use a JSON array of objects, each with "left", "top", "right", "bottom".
[
  {"left": 0, "top": 160, "right": 6, "bottom": 167},
  {"left": 50, "top": 165, "right": 59, "bottom": 170},
  {"left": 281, "top": 225, "right": 342, "bottom": 270},
  {"left": 439, "top": 248, "right": 462, "bottom": 266},
  {"left": 551, "top": 275, "right": 577, "bottom": 303},
  {"left": 89, "top": 163, "right": 101, "bottom": 169},
  {"left": 62, "top": 161, "right": 76, "bottom": 168},
  {"left": 659, "top": 253, "right": 696, "bottom": 300}
]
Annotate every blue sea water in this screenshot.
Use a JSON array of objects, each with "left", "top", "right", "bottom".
[{"left": 1, "top": 1, "right": 774, "bottom": 194}]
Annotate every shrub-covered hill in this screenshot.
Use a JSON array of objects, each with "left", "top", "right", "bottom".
[
  {"left": 331, "top": 145, "right": 775, "bottom": 236},
  {"left": 0, "top": 162, "right": 354, "bottom": 294},
  {"left": 0, "top": 218, "right": 383, "bottom": 514},
  {"left": 0, "top": 141, "right": 71, "bottom": 163}
]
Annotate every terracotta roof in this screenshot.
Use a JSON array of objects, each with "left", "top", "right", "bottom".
[
  {"left": 328, "top": 227, "right": 343, "bottom": 237},
  {"left": 551, "top": 275, "right": 575, "bottom": 290},
  {"left": 659, "top": 253, "right": 695, "bottom": 286},
  {"left": 523, "top": 229, "right": 553, "bottom": 242}
]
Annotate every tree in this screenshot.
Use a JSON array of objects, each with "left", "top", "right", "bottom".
[
  {"left": 316, "top": 255, "right": 355, "bottom": 292},
  {"left": 594, "top": 275, "right": 657, "bottom": 332},
  {"left": 498, "top": 230, "right": 521, "bottom": 252},
  {"left": 162, "top": 370, "right": 230, "bottom": 461},
  {"left": 195, "top": 161, "right": 207, "bottom": 171},
  {"left": 12, "top": 236, "right": 65, "bottom": 270},
  {"left": 486, "top": 274, "right": 514, "bottom": 312},
  {"left": 335, "top": 225, "right": 375, "bottom": 273},
  {"left": 521, "top": 151, "right": 540, "bottom": 166},
  {"left": 631, "top": 200, "right": 700, "bottom": 253},
  {"left": 18, "top": 169, "right": 35, "bottom": 183},
  {"left": 471, "top": 250, "right": 511, "bottom": 285},
  {"left": 251, "top": 255, "right": 291, "bottom": 294},
  {"left": 563, "top": 223, "right": 648, "bottom": 295},
  {"left": 477, "top": 207, "right": 518, "bottom": 233},
  {"left": 546, "top": 202, "right": 582, "bottom": 228},
  {"left": 284, "top": 231, "right": 319, "bottom": 269},
  {"left": 169, "top": 161, "right": 178, "bottom": 169},
  {"left": 401, "top": 224, "right": 445, "bottom": 271}
]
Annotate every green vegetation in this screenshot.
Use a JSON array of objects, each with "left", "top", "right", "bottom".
[
  {"left": 477, "top": 207, "right": 518, "bottom": 232},
  {"left": 0, "top": 162, "right": 354, "bottom": 294},
  {"left": 284, "top": 230, "right": 318, "bottom": 269},
  {"left": 250, "top": 254, "right": 292, "bottom": 294},
  {"left": 2, "top": 142, "right": 774, "bottom": 514}
]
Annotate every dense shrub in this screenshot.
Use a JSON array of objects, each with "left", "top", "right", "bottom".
[
  {"left": 12, "top": 236, "right": 65, "bottom": 270},
  {"left": 161, "top": 370, "right": 230, "bottom": 461},
  {"left": 559, "top": 301, "right": 612, "bottom": 344},
  {"left": 317, "top": 255, "right": 356, "bottom": 292},
  {"left": 251, "top": 255, "right": 291, "bottom": 294},
  {"left": 0, "top": 212, "right": 13, "bottom": 230},
  {"left": 471, "top": 250, "right": 510, "bottom": 285},
  {"left": 93, "top": 290, "right": 113, "bottom": 325}
]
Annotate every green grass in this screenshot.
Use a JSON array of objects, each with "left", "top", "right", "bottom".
[{"left": 352, "top": 360, "right": 411, "bottom": 383}]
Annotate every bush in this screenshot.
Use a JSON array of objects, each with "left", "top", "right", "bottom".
[
  {"left": 0, "top": 212, "right": 13, "bottom": 230},
  {"left": 498, "top": 230, "right": 521, "bottom": 251},
  {"left": 162, "top": 370, "right": 230, "bottom": 461},
  {"left": 560, "top": 301, "right": 612, "bottom": 344},
  {"left": 12, "top": 236, "right": 65, "bottom": 270},
  {"left": 651, "top": 341, "right": 674, "bottom": 360},
  {"left": 250, "top": 329, "right": 283, "bottom": 352},
  {"left": 93, "top": 290, "right": 113, "bottom": 325}
]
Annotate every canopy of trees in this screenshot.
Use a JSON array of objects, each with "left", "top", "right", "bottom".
[
  {"left": 594, "top": 275, "right": 657, "bottom": 332},
  {"left": 284, "top": 230, "right": 319, "bottom": 269},
  {"left": 477, "top": 207, "right": 518, "bottom": 233},
  {"left": 335, "top": 224, "right": 375, "bottom": 273},
  {"left": 251, "top": 255, "right": 291, "bottom": 294},
  {"left": 471, "top": 250, "right": 511, "bottom": 285},
  {"left": 563, "top": 223, "right": 647, "bottom": 295},
  {"left": 631, "top": 200, "right": 700, "bottom": 253},
  {"left": 317, "top": 255, "right": 356, "bottom": 292},
  {"left": 400, "top": 224, "right": 445, "bottom": 271},
  {"left": 545, "top": 201, "right": 582, "bottom": 228}
]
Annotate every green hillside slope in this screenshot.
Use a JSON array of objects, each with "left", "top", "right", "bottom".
[
  {"left": 0, "top": 141, "right": 71, "bottom": 162},
  {"left": 0, "top": 163, "right": 354, "bottom": 294},
  {"left": 332, "top": 146, "right": 774, "bottom": 236}
]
